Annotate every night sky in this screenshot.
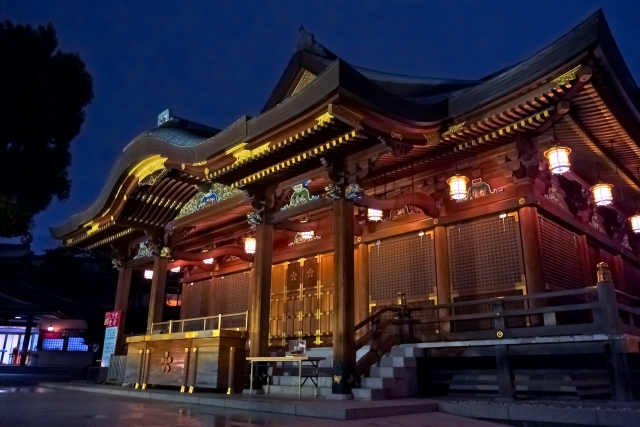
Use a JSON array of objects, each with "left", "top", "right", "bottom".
[{"left": 2, "top": 0, "right": 640, "bottom": 252}]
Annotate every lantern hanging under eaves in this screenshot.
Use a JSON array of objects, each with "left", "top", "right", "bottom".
[
  {"left": 170, "top": 266, "right": 181, "bottom": 273},
  {"left": 367, "top": 208, "right": 383, "bottom": 222},
  {"left": 244, "top": 236, "right": 256, "bottom": 254},
  {"left": 630, "top": 214, "right": 640, "bottom": 233},
  {"left": 203, "top": 258, "right": 214, "bottom": 264},
  {"left": 544, "top": 146, "right": 572, "bottom": 174},
  {"left": 591, "top": 182, "right": 614, "bottom": 206},
  {"left": 144, "top": 270, "right": 153, "bottom": 280},
  {"left": 447, "top": 173, "right": 469, "bottom": 200}
]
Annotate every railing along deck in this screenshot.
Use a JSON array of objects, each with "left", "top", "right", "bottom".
[{"left": 151, "top": 311, "right": 249, "bottom": 334}]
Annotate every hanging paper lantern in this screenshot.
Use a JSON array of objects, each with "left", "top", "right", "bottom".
[
  {"left": 447, "top": 173, "right": 469, "bottom": 200},
  {"left": 144, "top": 270, "right": 153, "bottom": 280},
  {"left": 630, "top": 214, "right": 640, "bottom": 233},
  {"left": 245, "top": 237, "right": 256, "bottom": 254},
  {"left": 544, "top": 146, "right": 571, "bottom": 174},
  {"left": 203, "top": 258, "right": 214, "bottom": 264},
  {"left": 367, "top": 208, "right": 383, "bottom": 222},
  {"left": 591, "top": 183, "right": 614, "bottom": 206},
  {"left": 170, "top": 266, "right": 181, "bottom": 273},
  {"left": 48, "top": 326, "right": 54, "bottom": 332},
  {"left": 300, "top": 230, "right": 315, "bottom": 241}
]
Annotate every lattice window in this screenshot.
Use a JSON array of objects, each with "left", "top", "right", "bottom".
[
  {"left": 452, "top": 289, "right": 525, "bottom": 332},
  {"left": 67, "top": 337, "right": 88, "bottom": 352},
  {"left": 184, "top": 280, "right": 211, "bottom": 319},
  {"left": 369, "top": 233, "right": 436, "bottom": 304},
  {"left": 448, "top": 215, "right": 524, "bottom": 293},
  {"left": 216, "top": 271, "right": 250, "bottom": 314},
  {"left": 538, "top": 215, "right": 585, "bottom": 291}
]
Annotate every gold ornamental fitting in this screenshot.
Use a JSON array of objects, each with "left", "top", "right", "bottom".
[
  {"left": 596, "top": 262, "right": 612, "bottom": 283},
  {"left": 496, "top": 331, "right": 504, "bottom": 338}
]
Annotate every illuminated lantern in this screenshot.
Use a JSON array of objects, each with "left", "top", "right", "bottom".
[
  {"left": 203, "top": 258, "right": 214, "bottom": 264},
  {"left": 300, "top": 230, "right": 315, "bottom": 241},
  {"left": 144, "top": 270, "right": 153, "bottom": 280},
  {"left": 591, "top": 182, "right": 614, "bottom": 206},
  {"left": 245, "top": 237, "right": 256, "bottom": 254},
  {"left": 544, "top": 146, "right": 571, "bottom": 174},
  {"left": 367, "top": 208, "right": 383, "bottom": 222},
  {"left": 48, "top": 326, "right": 54, "bottom": 332},
  {"left": 630, "top": 214, "right": 640, "bottom": 233},
  {"left": 447, "top": 173, "right": 469, "bottom": 200},
  {"left": 170, "top": 266, "right": 181, "bottom": 273}
]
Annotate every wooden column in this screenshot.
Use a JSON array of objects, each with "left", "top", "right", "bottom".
[
  {"left": 519, "top": 206, "right": 546, "bottom": 295},
  {"left": 434, "top": 226, "right": 451, "bottom": 333},
  {"left": 495, "top": 345, "right": 515, "bottom": 401},
  {"left": 147, "top": 257, "right": 168, "bottom": 333},
  {"left": 331, "top": 197, "right": 356, "bottom": 396},
  {"left": 249, "top": 223, "right": 273, "bottom": 358},
  {"left": 354, "top": 242, "right": 369, "bottom": 337},
  {"left": 115, "top": 267, "right": 132, "bottom": 335},
  {"left": 19, "top": 314, "right": 34, "bottom": 366}
]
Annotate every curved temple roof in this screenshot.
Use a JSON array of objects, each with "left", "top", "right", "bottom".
[{"left": 51, "top": 10, "right": 640, "bottom": 244}]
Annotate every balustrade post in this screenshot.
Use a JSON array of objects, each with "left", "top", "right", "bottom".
[
  {"left": 169, "top": 320, "right": 173, "bottom": 334},
  {"left": 227, "top": 346, "right": 236, "bottom": 394},
  {"left": 595, "top": 263, "right": 619, "bottom": 335},
  {"left": 493, "top": 298, "right": 506, "bottom": 333},
  {"left": 218, "top": 314, "right": 222, "bottom": 330}
]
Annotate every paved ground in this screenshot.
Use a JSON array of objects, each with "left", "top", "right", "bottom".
[{"left": 0, "top": 387, "right": 501, "bottom": 427}]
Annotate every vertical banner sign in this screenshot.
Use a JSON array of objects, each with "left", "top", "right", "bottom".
[{"left": 101, "top": 327, "right": 118, "bottom": 367}]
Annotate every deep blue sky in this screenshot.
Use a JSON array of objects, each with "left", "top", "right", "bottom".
[{"left": 2, "top": 1, "right": 640, "bottom": 252}]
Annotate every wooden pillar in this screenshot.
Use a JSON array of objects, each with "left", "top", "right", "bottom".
[
  {"left": 147, "top": 257, "right": 168, "bottom": 333},
  {"left": 578, "top": 235, "right": 593, "bottom": 288},
  {"left": 249, "top": 223, "right": 273, "bottom": 358},
  {"left": 354, "top": 242, "right": 369, "bottom": 336},
  {"left": 115, "top": 267, "right": 132, "bottom": 334},
  {"left": 331, "top": 197, "right": 356, "bottom": 396},
  {"left": 19, "top": 314, "right": 34, "bottom": 366},
  {"left": 434, "top": 226, "right": 451, "bottom": 333},
  {"left": 519, "top": 206, "right": 546, "bottom": 296},
  {"left": 495, "top": 345, "right": 515, "bottom": 401}
]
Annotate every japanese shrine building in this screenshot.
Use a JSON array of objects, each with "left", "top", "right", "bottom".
[{"left": 51, "top": 10, "right": 640, "bottom": 398}]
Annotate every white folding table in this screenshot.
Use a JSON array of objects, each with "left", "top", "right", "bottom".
[{"left": 246, "top": 356, "right": 326, "bottom": 399}]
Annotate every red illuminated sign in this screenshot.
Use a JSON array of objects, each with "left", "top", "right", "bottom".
[{"left": 104, "top": 310, "right": 121, "bottom": 327}]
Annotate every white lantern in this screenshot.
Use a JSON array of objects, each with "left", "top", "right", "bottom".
[
  {"left": 245, "top": 237, "right": 256, "bottom": 254},
  {"left": 300, "top": 230, "right": 315, "bottom": 241},
  {"left": 630, "top": 214, "right": 640, "bottom": 233},
  {"left": 203, "top": 258, "right": 214, "bottom": 264},
  {"left": 591, "top": 183, "right": 614, "bottom": 206},
  {"left": 367, "top": 208, "right": 383, "bottom": 222},
  {"left": 447, "top": 173, "right": 469, "bottom": 200},
  {"left": 48, "top": 326, "right": 54, "bottom": 332},
  {"left": 170, "top": 266, "right": 181, "bottom": 273},
  {"left": 144, "top": 270, "right": 153, "bottom": 280},
  {"left": 544, "top": 146, "right": 572, "bottom": 174}
]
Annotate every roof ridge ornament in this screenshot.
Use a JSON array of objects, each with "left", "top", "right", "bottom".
[{"left": 297, "top": 26, "right": 336, "bottom": 59}]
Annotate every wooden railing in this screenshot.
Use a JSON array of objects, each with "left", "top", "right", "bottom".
[
  {"left": 354, "top": 262, "right": 640, "bottom": 379},
  {"left": 152, "top": 311, "right": 249, "bottom": 334}
]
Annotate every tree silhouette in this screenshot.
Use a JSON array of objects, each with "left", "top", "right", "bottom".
[{"left": 0, "top": 21, "right": 93, "bottom": 237}]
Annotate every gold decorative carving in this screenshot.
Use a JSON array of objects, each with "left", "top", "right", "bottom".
[
  {"left": 496, "top": 331, "right": 504, "bottom": 338},
  {"left": 131, "top": 156, "right": 168, "bottom": 182},
  {"left": 391, "top": 131, "right": 403, "bottom": 140},
  {"left": 333, "top": 375, "right": 342, "bottom": 384},
  {"left": 213, "top": 330, "right": 220, "bottom": 337},
  {"left": 552, "top": 65, "right": 582, "bottom": 88},
  {"left": 316, "top": 112, "right": 333, "bottom": 126},
  {"left": 185, "top": 331, "right": 198, "bottom": 338},
  {"left": 225, "top": 142, "right": 271, "bottom": 168},
  {"left": 192, "top": 160, "right": 207, "bottom": 166},
  {"left": 291, "top": 69, "right": 317, "bottom": 96},
  {"left": 442, "top": 122, "right": 466, "bottom": 138},
  {"left": 161, "top": 333, "right": 172, "bottom": 340},
  {"left": 161, "top": 351, "right": 173, "bottom": 373},
  {"left": 330, "top": 104, "right": 362, "bottom": 126},
  {"left": 423, "top": 132, "right": 440, "bottom": 146}
]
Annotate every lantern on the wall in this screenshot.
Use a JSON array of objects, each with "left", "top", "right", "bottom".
[
  {"left": 300, "top": 230, "right": 315, "bottom": 241},
  {"left": 144, "top": 270, "right": 153, "bottom": 280},
  {"left": 629, "top": 214, "right": 640, "bottom": 233},
  {"left": 203, "top": 258, "right": 214, "bottom": 264},
  {"left": 244, "top": 236, "right": 256, "bottom": 254},
  {"left": 367, "top": 208, "right": 383, "bottom": 222},
  {"left": 447, "top": 173, "right": 469, "bottom": 200},
  {"left": 544, "top": 146, "right": 572, "bottom": 174},
  {"left": 170, "top": 266, "right": 181, "bottom": 273},
  {"left": 591, "top": 182, "right": 614, "bottom": 206}
]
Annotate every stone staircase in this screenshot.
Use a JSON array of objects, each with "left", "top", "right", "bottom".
[{"left": 353, "top": 345, "right": 422, "bottom": 400}]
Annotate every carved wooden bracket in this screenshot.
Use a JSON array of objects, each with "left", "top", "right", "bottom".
[
  {"left": 345, "top": 184, "right": 439, "bottom": 218},
  {"left": 378, "top": 136, "right": 413, "bottom": 157}
]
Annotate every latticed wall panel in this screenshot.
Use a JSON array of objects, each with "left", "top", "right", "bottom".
[
  {"left": 215, "top": 271, "right": 249, "bottom": 315},
  {"left": 538, "top": 215, "right": 585, "bottom": 291},
  {"left": 368, "top": 232, "right": 436, "bottom": 305},
  {"left": 269, "top": 253, "right": 333, "bottom": 347},
  {"left": 448, "top": 214, "right": 524, "bottom": 294},
  {"left": 183, "top": 280, "right": 211, "bottom": 319},
  {"left": 623, "top": 260, "right": 640, "bottom": 298},
  {"left": 587, "top": 242, "right": 601, "bottom": 286},
  {"left": 452, "top": 289, "right": 525, "bottom": 332}
]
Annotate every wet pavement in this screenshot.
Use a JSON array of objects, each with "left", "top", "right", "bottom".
[{"left": 0, "top": 386, "right": 501, "bottom": 427}]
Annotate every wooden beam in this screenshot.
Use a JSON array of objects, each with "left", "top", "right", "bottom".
[
  {"left": 249, "top": 224, "right": 273, "bottom": 359},
  {"left": 147, "top": 257, "right": 168, "bottom": 333},
  {"left": 114, "top": 267, "right": 132, "bottom": 350}
]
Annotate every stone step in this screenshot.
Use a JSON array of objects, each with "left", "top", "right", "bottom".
[
  {"left": 352, "top": 388, "right": 386, "bottom": 401},
  {"left": 378, "top": 356, "right": 416, "bottom": 368},
  {"left": 360, "top": 376, "right": 396, "bottom": 390},
  {"left": 262, "top": 384, "right": 331, "bottom": 396},
  {"left": 390, "top": 346, "right": 424, "bottom": 358},
  {"left": 271, "top": 375, "right": 332, "bottom": 387},
  {"left": 370, "top": 366, "right": 407, "bottom": 378}
]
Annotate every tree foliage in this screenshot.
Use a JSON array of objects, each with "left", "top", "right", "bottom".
[{"left": 0, "top": 21, "right": 93, "bottom": 237}]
